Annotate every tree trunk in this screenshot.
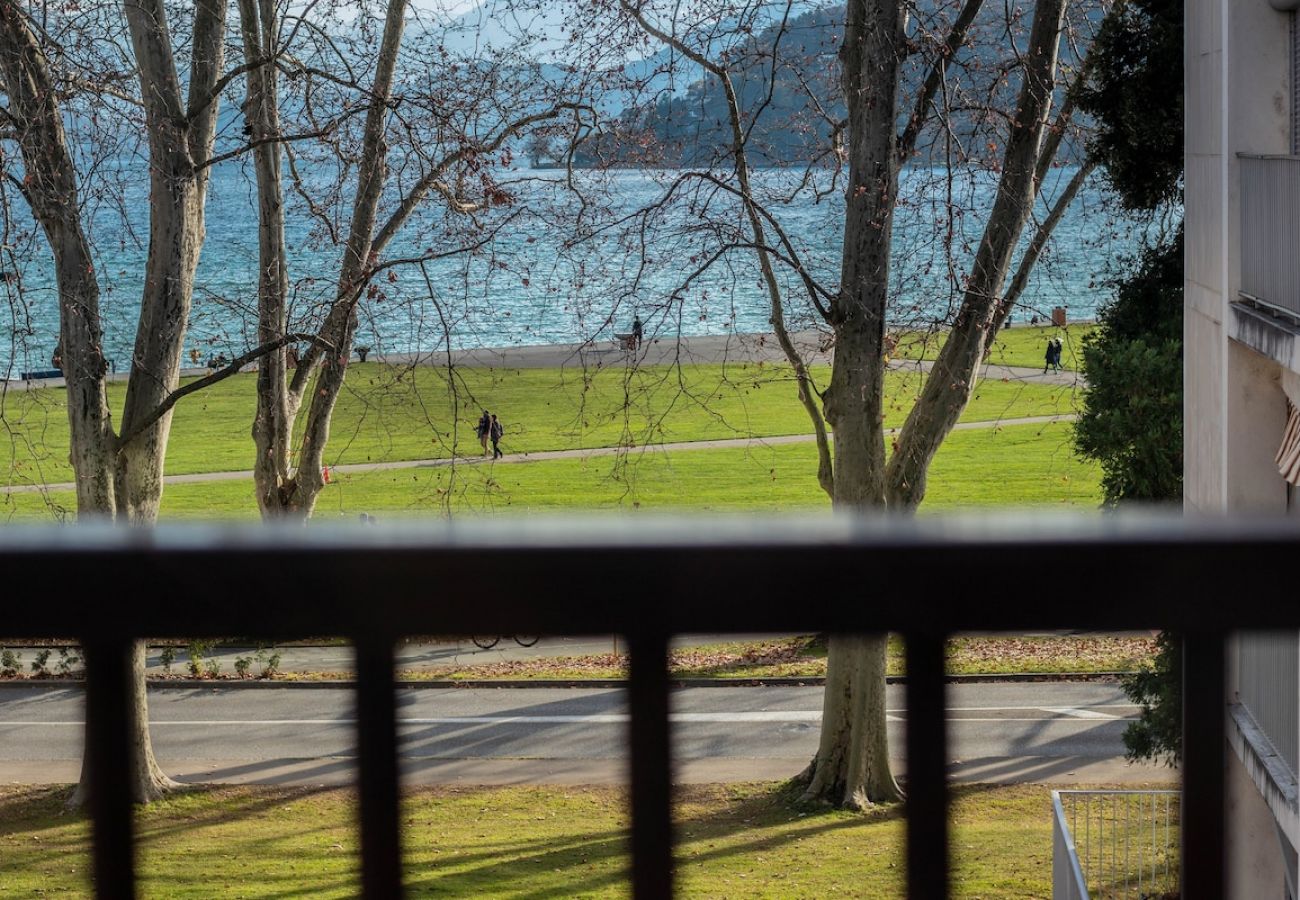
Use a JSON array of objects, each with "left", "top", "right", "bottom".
[
  {"left": 69, "top": 642, "right": 179, "bottom": 807},
  {"left": 798, "top": 0, "right": 907, "bottom": 807},
  {"left": 116, "top": 0, "right": 226, "bottom": 522},
  {"left": 238, "top": 0, "right": 297, "bottom": 516},
  {"left": 800, "top": 634, "right": 895, "bottom": 807},
  {"left": 273, "top": 0, "right": 409, "bottom": 520}
]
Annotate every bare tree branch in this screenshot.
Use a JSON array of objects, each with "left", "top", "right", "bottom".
[
  {"left": 991, "top": 158, "right": 1096, "bottom": 335},
  {"left": 620, "top": 0, "right": 834, "bottom": 496},
  {"left": 118, "top": 332, "right": 333, "bottom": 450},
  {"left": 371, "top": 102, "right": 592, "bottom": 257},
  {"left": 897, "top": 0, "right": 987, "bottom": 162}
]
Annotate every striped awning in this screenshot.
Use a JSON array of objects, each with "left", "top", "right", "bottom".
[{"left": 1279, "top": 400, "right": 1300, "bottom": 485}]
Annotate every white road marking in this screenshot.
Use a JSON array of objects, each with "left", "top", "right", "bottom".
[{"left": 1040, "top": 707, "right": 1121, "bottom": 719}]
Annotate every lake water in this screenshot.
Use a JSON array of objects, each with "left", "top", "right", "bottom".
[{"left": 0, "top": 165, "right": 1138, "bottom": 376}]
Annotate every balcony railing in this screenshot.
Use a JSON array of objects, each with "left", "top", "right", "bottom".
[
  {"left": 1052, "top": 790, "right": 1180, "bottom": 900},
  {"left": 3, "top": 514, "right": 1300, "bottom": 899},
  {"left": 1240, "top": 154, "right": 1300, "bottom": 320},
  {"left": 1237, "top": 631, "right": 1300, "bottom": 780}
]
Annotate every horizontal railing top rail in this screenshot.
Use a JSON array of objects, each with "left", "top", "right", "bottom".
[
  {"left": 1055, "top": 790, "right": 1181, "bottom": 797},
  {"left": 2, "top": 513, "right": 1296, "bottom": 899},
  {"left": 3, "top": 514, "right": 1300, "bottom": 637}
]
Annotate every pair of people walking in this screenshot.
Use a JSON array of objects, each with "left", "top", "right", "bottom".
[
  {"left": 476, "top": 410, "right": 504, "bottom": 459},
  {"left": 1043, "top": 338, "right": 1064, "bottom": 374}
]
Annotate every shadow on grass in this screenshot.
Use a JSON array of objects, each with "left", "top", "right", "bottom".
[
  {"left": 0, "top": 781, "right": 924, "bottom": 897},
  {"left": 403, "top": 781, "right": 902, "bottom": 898}
]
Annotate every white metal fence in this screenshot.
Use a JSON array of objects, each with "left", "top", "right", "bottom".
[{"left": 1053, "top": 790, "right": 1180, "bottom": 900}]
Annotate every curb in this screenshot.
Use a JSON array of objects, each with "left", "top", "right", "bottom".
[{"left": 0, "top": 671, "right": 1128, "bottom": 690}]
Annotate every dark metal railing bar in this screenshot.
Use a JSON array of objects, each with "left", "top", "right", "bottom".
[
  {"left": 628, "top": 631, "right": 672, "bottom": 899},
  {"left": 1182, "top": 632, "right": 1226, "bottom": 900},
  {"left": 83, "top": 638, "right": 136, "bottom": 900},
  {"left": 355, "top": 636, "right": 403, "bottom": 899},
  {"left": 905, "top": 631, "right": 949, "bottom": 900}
]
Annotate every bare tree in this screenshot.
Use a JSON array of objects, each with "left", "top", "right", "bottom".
[
  {"left": 605, "top": 0, "right": 1101, "bottom": 806},
  {"left": 0, "top": 0, "right": 230, "bottom": 802},
  {"left": 233, "top": 0, "right": 595, "bottom": 518}
]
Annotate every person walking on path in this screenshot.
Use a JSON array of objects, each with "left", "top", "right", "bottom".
[
  {"left": 1044, "top": 338, "right": 1063, "bottom": 374},
  {"left": 476, "top": 410, "right": 492, "bottom": 456},
  {"left": 489, "top": 414, "right": 504, "bottom": 460},
  {"left": 632, "top": 315, "right": 643, "bottom": 349}
]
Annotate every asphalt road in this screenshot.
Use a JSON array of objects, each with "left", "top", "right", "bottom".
[{"left": 0, "top": 682, "right": 1169, "bottom": 785}]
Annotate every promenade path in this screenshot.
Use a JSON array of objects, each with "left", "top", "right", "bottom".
[{"left": 2, "top": 329, "right": 1084, "bottom": 388}]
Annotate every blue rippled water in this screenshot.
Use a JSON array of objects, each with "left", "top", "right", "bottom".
[{"left": 0, "top": 164, "right": 1138, "bottom": 376}]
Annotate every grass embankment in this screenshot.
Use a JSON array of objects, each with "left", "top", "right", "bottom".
[
  {"left": 2, "top": 340, "right": 1095, "bottom": 520},
  {"left": 359, "top": 634, "right": 1157, "bottom": 682},
  {"left": 893, "top": 322, "right": 1093, "bottom": 371},
  {"left": 6, "top": 419, "right": 1098, "bottom": 520},
  {"left": 3, "top": 357, "right": 1077, "bottom": 485},
  {"left": 0, "top": 782, "right": 1172, "bottom": 898}
]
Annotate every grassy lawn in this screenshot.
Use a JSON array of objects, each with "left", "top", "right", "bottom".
[
  {"left": 358, "top": 633, "right": 1155, "bottom": 682},
  {"left": 0, "top": 782, "right": 1171, "bottom": 898},
  {"left": 3, "top": 420, "right": 1099, "bottom": 521},
  {"left": 1, "top": 360, "right": 1078, "bottom": 487},
  {"left": 893, "top": 322, "right": 1094, "bottom": 372}
]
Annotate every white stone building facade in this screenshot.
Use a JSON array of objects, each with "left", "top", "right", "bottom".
[{"left": 1186, "top": 0, "right": 1300, "bottom": 896}]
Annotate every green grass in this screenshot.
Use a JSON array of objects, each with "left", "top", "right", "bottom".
[
  {"left": 893, "top": 322, "right": 1095, "bottom": 371},
  {"left": 2, "top": 420, "right": 1099, "bottom": 522},
  {"left": 0, "top": 782, "right": 1170, "bottom": 898},
  {"left": 1, "top": 360, "right": 1078, "bottom": 488}
]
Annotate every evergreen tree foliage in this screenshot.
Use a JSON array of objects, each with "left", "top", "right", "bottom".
[
  {"left": 1074, "top": 229, "right": 1183, "bottom": 504},
  {"left": 1074, "top": 0, "right": 1183, "bottom": 764},
  {"left": 1076, "top": 0, "right": 1183, "bottom": 211},
  {"left": 1120, "top": 631, "right": 1183, "bottom": 765}
]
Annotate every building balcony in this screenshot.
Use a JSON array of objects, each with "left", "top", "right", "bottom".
[{"left": 1236, "top": 155, "right": 1300, "bottom": 371}]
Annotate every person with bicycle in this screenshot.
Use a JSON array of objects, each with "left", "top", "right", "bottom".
[{"left": 472, "top": 635, "right": 540, "bottom": 649}]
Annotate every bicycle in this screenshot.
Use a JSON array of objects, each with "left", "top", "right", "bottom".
[{"left": 471, "top": 635, "right": 540, "bottom": 650}]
